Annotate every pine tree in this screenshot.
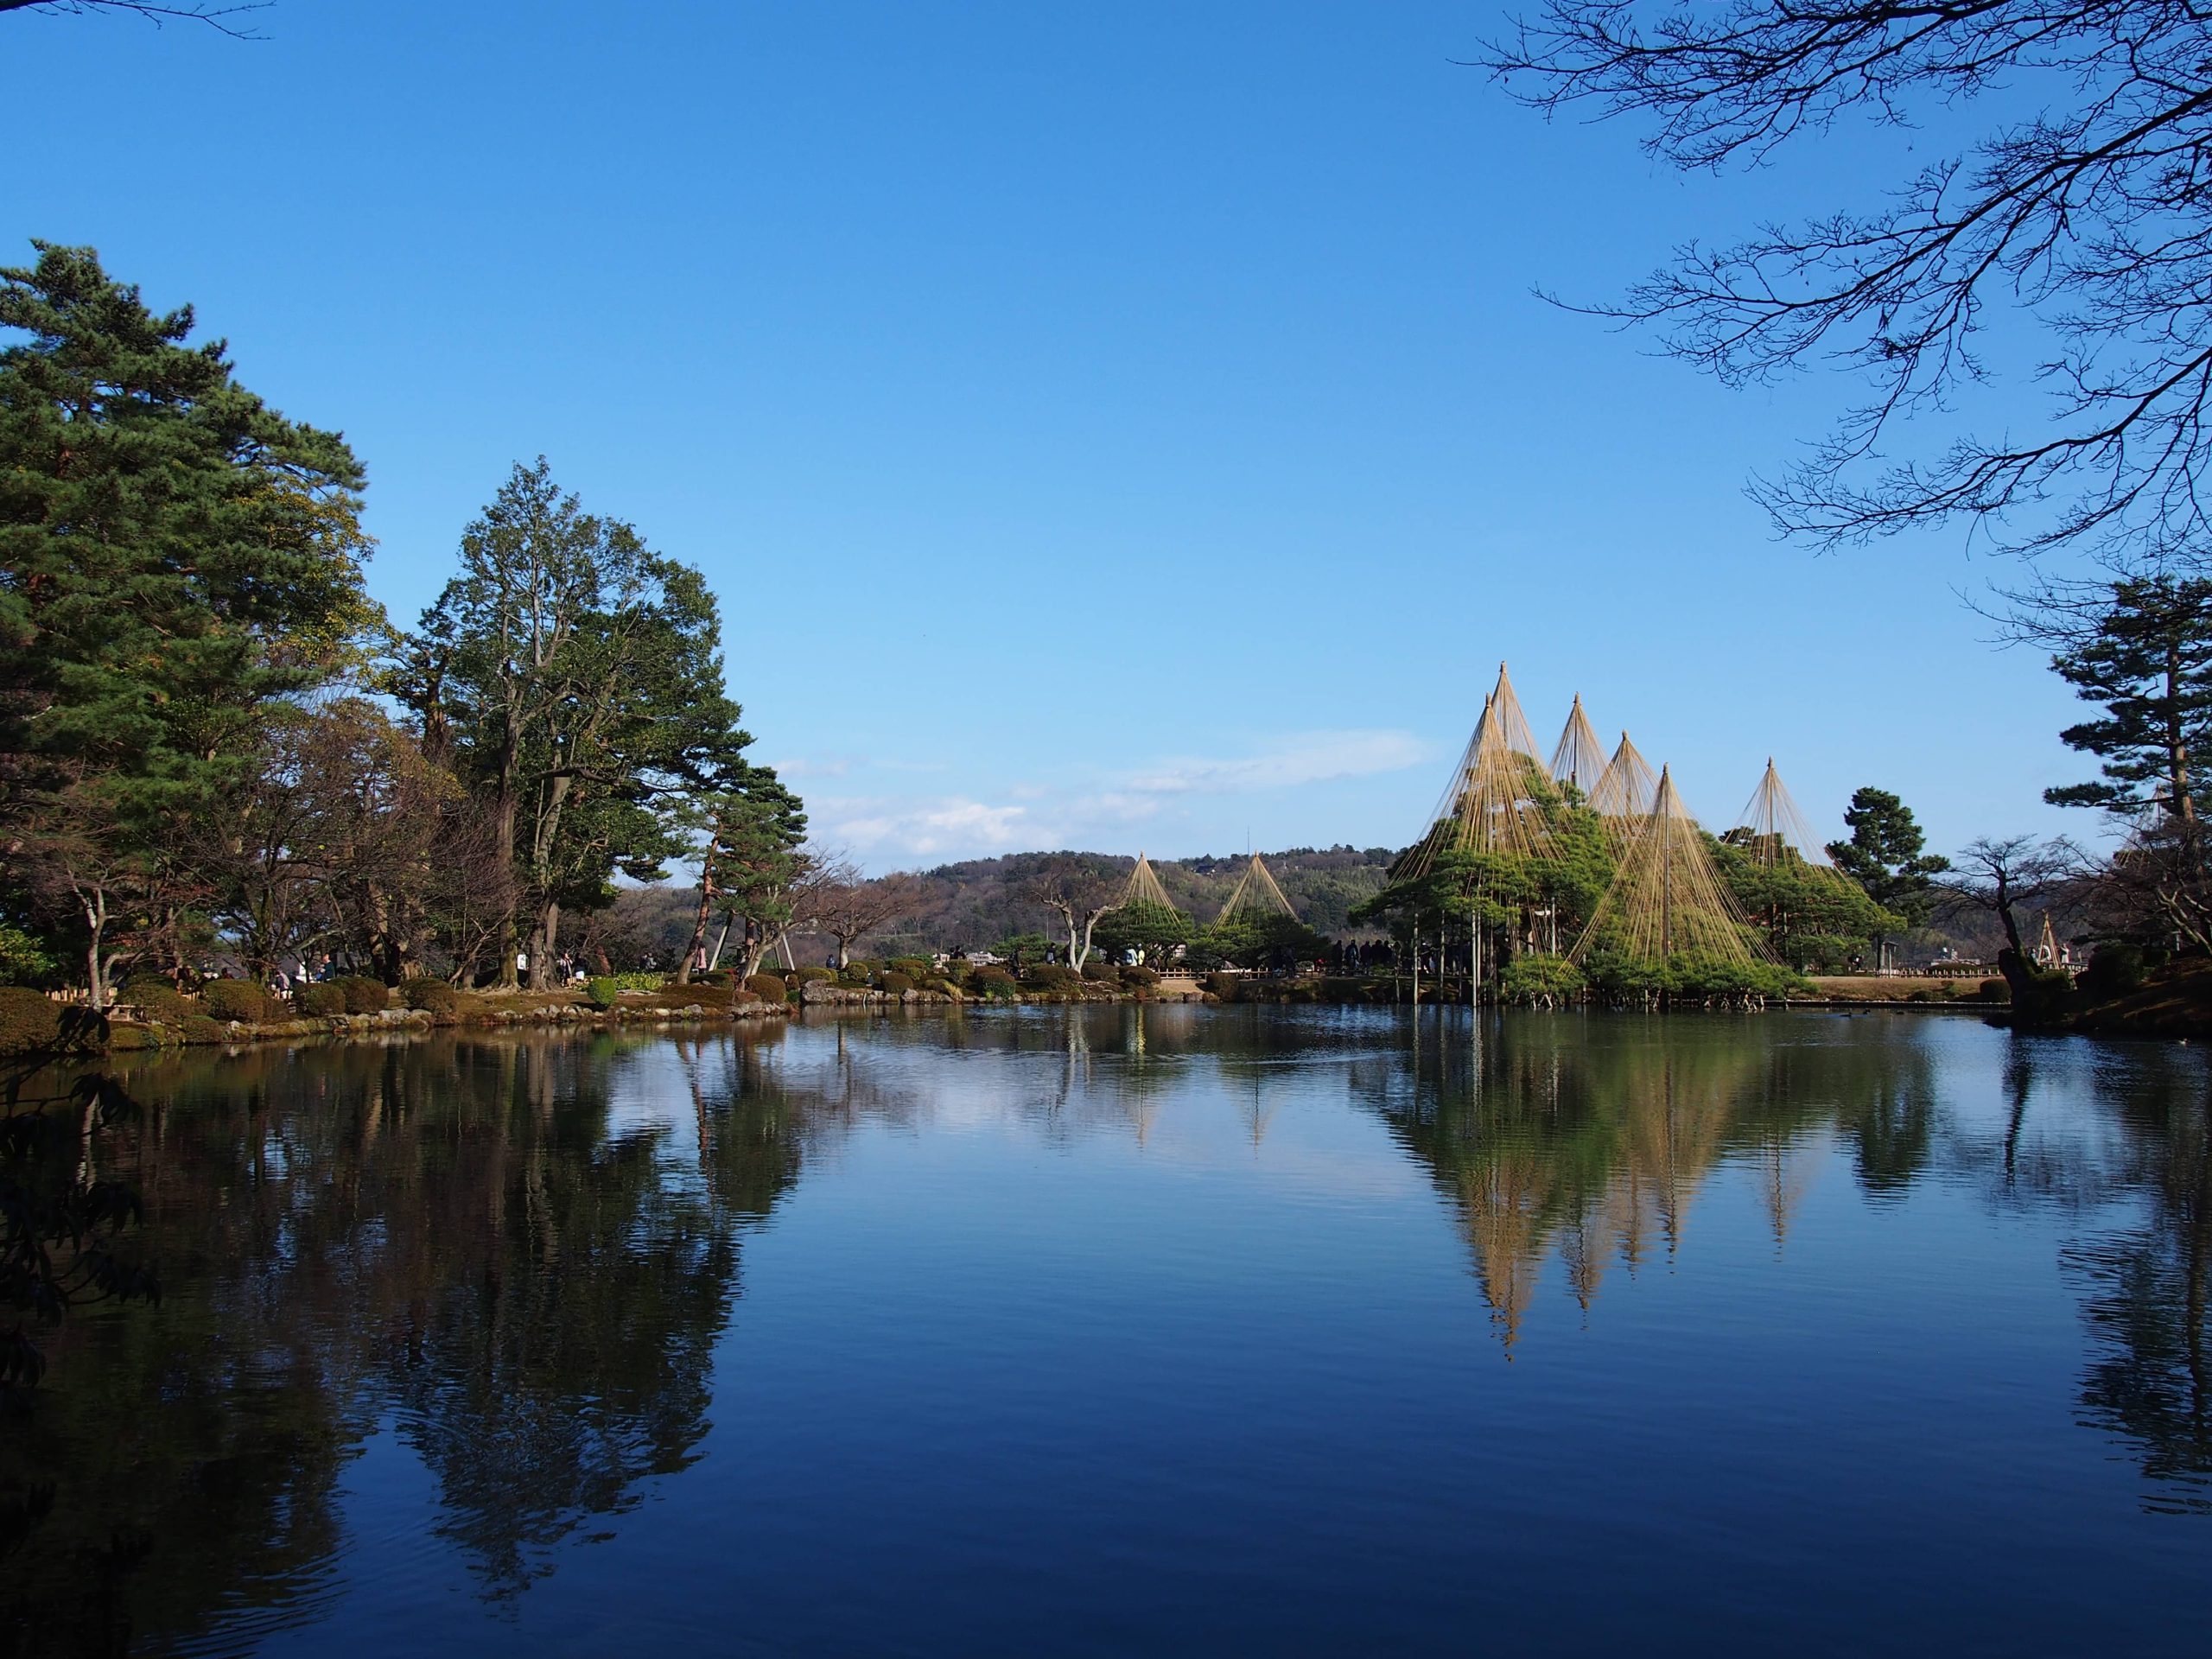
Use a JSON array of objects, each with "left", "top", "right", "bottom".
[{"left": 0, "top": 243, "right": 373, "bottom": 1003}]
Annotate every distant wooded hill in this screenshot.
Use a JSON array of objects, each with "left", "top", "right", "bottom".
[
  {"left": 871, "top": 846, "right": 1396, "bottom": 956},
  {"left": 596, "top": 846, "right": 1398, "bottom": 969}
]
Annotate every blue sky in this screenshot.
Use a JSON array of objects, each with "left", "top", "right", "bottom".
[{"left": 6, "top": 1, "right": 2086, "bottom": 870}]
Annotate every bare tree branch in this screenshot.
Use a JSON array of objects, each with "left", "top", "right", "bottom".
[{"left": 1484, "top": 3, "right": 2212, "bottom": 564}]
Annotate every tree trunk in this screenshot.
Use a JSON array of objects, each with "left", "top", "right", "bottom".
[
  {"left": 676, "top": 838, "right": 719, "bottom": 985},
  {"left": 530, "top": 900, "right": 562, "bottom": 990}
]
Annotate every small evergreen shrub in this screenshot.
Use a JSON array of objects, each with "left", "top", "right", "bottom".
[
  {"left": 1119, "top": 964, "right": 1160, "bottom": 988},
  {"left": 119, "top": 974, "right": 194, "bottom": 1021},
  {"left": 887, "top": 957, "right": 931, "bottom": 982},
  {"left": 2079, "top": 943, "right": 2146, "bottom": 999},
  {"left": 201, "top": 980, "right": 273, "bottom": 1024},
  {"left": 1025, "top": 963, "right": 1081, "bottom": 993},
  {"left": 1080, "top": 959, "right": 1116, "bottom": 982},
  {"left": 403, "top": 979, "right": 459, "bottom": 1014},
  {"left": 1972, "top": 978, "right": 2009, "bottom": 1003},
  {"left": 880, "top": 970, "right": 915, "bottom": 996},
  {"left": 746, "top": 973, "right": 788, "bottom": 1002},
  {"left": 294, "top": 982, "right": 346, "bottom": 1016},
  {"left": 0, "top": 987, "right": 66, "bottom": 1057},
  {"left": 587, "top": 977, "right": 626, "bottom": 1010},
  {"left": 786, "top": 966, "right": 834, "bottom": 988},
  {"left": 334, "top": 976, "right": 389, "bottom": 1015},
  {"left": 969, "top": 964, "right": 1019, "bottom": 1000},
  {"left": 180, "top": 1014, "right": 230, "bottom": 1045}
]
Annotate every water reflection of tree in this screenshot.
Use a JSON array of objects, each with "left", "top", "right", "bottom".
[
  {"left": 1356, "top": 1018, "right": 1934, "bottom": 1351},
  {"left": 1, "top": 1028, "right": 819, "bottom": 1644},
  {"left": 2061, "top": 1066, "right": 2212, "bottom": 1513}
]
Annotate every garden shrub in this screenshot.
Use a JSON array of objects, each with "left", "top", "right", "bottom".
[
  {"left": 1119, "top": 964, "right": 1160, "bottom": 988},
  {"left": 838, "top": 964, "right": 875, "bottom": 988},
  {"left": 333, "top": 976, "right": 389, "bottom": 1015},
  {"left": 1080, "top": 959, "right": 1116, "bottom": 982},
  {"left": 1500, "top": 953, "right": 1583, "bottom": 1006},
  {"left": 200, "top": 980, "right": 273, "bottom": 1024},
  {"left": 119, "top": 974, "right": 194, "bottom": 1021},
  {"left": 887, "top": 957, "right": 931, "bottom": 982},
  {"left": 587, "top": 977, "right": 626, "bottom": 1010},
  {"left": 968, "top": 964, "right": 1019, "bottom": 1000},
  {"left": 1972, "top": 978, "right": 2010, "bottom": 1003},
  {"left": 746, "top": 973, "right": 788, "bottom": 1002},
  {"left": 180, "top": 1014, "right": 230, "bottom": 1045},
  {"left": 0, "top": 987, "right": 66, "bottom": 1057},
  {"left": 880, "top": 969, "right": 915, "bottom": 996},
  {"left": 786, "top": 966, "right": 834, "bottom": 988},
  {"left": 1025, "top": 963, "right": 1081, "bottom": 994},
  {"left": 294, "top": 982, "right": 346, "bottom": 1016},
  {"left": 2079, "top": 943, "right": 2146, "bottom": 1000},
  {"left": 403, "top": 979, "right": 459, "bottom": 1014}
]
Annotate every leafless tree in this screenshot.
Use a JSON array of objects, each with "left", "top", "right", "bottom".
[
  {"left": 1, "top": 0, "right": 268, "bottom": 32},
  {"left": 1486, "top": 3, "right": 2212, "bottom": 566},
  {"left": 1943, "top": 836, "right": 2082, "bottom": 997},
  {"left": 1025, "top": 855, "right": 1123, "bottom": 969},
  {"left": 803, "top": 859, "right": 922, "bottom": 970}
]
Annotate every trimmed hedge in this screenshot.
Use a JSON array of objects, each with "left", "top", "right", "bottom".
[
  {"left": 1024, "top": 963, "right": 1081, "bottom": 993},
  {"left": 120, "top": 974, "right": 194, "bottom": 1021},
  {"left": 968, "top": 964, "right": 1019, "bottom": 1000},
  {"left": 746, "top": 973, "right": 788, "bottom": 1002},
  {"left": 402, "top": 979, "right": 460, "bottom": 1014},
  {"left": 0, "top": 987, "right": 67, "bottom": 1057},
  {"left": 1119, "top": 964, "right": 1160, "bottom": 988},
  {"left": 331, "top": 976, "right": 389, "bottom": 1014},
  {"left": 201, "top": 980, "right": 273, "bottom": 1024},
  {"left": 294, "top": 982, "right": 346, "bottom": 1016},
  {"left": 880, "top": 970, "right": 915, "bottom": 996}
]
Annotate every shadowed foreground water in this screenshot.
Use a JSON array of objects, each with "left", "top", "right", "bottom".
[{"left": 4, "top": 1007, "right": 2209, "bottom": 1656}]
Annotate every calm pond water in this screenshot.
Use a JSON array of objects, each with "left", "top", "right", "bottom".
[{"left": 4, "top": 1007, "right": 2209, "bottom": 1656}]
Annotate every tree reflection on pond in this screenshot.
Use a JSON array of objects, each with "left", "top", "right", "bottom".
[{"left": 2, "top": 1010, "right": 2207, "bottom": 1654}]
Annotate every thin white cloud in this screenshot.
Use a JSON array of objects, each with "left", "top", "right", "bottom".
[
  {"left": 810, "top": 730, "right": 1424, "bottom": 868},
  {"left": 1125, "top": 729, "right": 1424, "bottom": 795}
]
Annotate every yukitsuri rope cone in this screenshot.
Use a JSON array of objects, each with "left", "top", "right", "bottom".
[
  {"left": 1549, "top": 694, "right": 1609, "bottom": 794},
  {"left": 1121, "top": 851, "right": 1177, "bottom": 911},
  {"left": 1586, "top": 731, "right": 1659, "bottom": 849},
  {"left": 1572, "top": 766, "right": 1771, "bottom": 967},
  {"left": 1217, "top": 852, "right": 1299, "bottom": 924},
  {"left": 1732, "top": 759, "right": 1835, "bottom": 868},
  {"left": 1397, "top": 686, "right": 1558, "bottom": 880}
]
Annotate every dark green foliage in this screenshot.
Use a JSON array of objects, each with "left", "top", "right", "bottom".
[
  {"left": 837, "top": 963, "right": 875, "bottom": 988},
  {"left": 1827, "top": 789, "right": 1948, "bottom": 928},
  {"left": 401, "top": 979, "right": 460, "bottom": 1014},
  {"left": 399, "top": 459, "right": 753, "bottom": 987},
  {"left": 880, "top": 970, "right": 915, "bottom": 997},
  {"left": 1022, "top": 963, "right": 1081, "bottom": 994},
  {"left": 1120, "top": 964, "right": 1160, "bottom": 988},
  {"left": 587, "top": 978, "right": 626, "bottom": 1010},
  {"left": 0, "top": 988, "right": 70, "bottom": 1058},
  {"left": 1973, "top": 977, "right": 2011, "bottom": 1003},
  {"left": 2044, "top": 576, "right": 2212, "bottom": 823},
  {"left": 745, "top": 973, "right": 787, "bottom": 1002},
  {"left": 1080, "top": 959, "right": 1116, "bottom": 982},
  {"left": 0, "top": 244, "right": 372, "bottom": 812},
  {"left": 199, "top": 981, "right": 271, "bottom": 1024},
  {"left": 993, "top": 932, "right": 1056, "bottom": 973},
  {"left": 1711, "top": 836, "right": 1900, "bottom": 969},
  {"left": 178, "top": 1015, "right": 229, "bottom": 1045},
  {"left": 0, "top": 1072, "right": 157, "bottom": 1401},
  {"left": 293, "top": 982, "right": 346, "bottom": 1017},
  {"left": 1092, "top": 899, "right": 1191, "bottom": 963},
  {"left": 0, "top": 920, "right": 55, "bottom": 987},
  {"left": 967, "top": 964, "right": 1019, "bottom": 1000},
  {"left": 118, "top": 976, "right": 194, "bottom": 1022},
  {"left": 2081, "top": 944, "right": 2148, "bottom": 1000},
  {"left": 330, "top": 976, "right": 387, "bottom": 1016},
  {"left": 785, "top": 967, "right": 832, "bottom": 989},
  {"left": 1500, "top": 953, "right": 1584, "bottom": 1006}
]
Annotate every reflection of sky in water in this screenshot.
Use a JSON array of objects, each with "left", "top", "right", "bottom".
[{"left": 17, "top": 1011, "right": 2210, "bottom": 1656}]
